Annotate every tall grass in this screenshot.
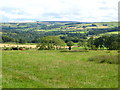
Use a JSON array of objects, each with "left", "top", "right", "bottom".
[{"left": 88, "top": 55, "right": 118, "bottom": 64}]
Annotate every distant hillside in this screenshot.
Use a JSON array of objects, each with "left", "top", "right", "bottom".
[{"left": 0, "top": 21, "right": 119, "bottom": 43}]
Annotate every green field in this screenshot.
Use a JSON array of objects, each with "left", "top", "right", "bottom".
[
  {"left": 2, "top": 50, "right": 118, "bottom": 88},
  {"left": 99, "top": 31, "right": 119, "bottom": 36}
]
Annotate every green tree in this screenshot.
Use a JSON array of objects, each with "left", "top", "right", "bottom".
[
  {"left": 93, "top": 35, "right": 120, "bottom": 50},
  {"left": 78, "top": 39, "right": 87, "bottom": 50},
  {"left": 110, "top": 41, "right": 120, "bottom": 50},
  {"left": 87, "top": 37, "right": 95, "bottom": 50},
  {"left": 19, "top": 39, "right": 26, "bottom": 44},
  {"left": 37, "top": 36, "right": 66, "bottom": 50},
  {"left": 66, "top": 41, "right": 74, "bottom": 50},
  {"left": 2, "top": 36, "right": 15, "bottom": 43},
  {"left": 102, "top": 35, "right": 116, "bottom": 50},
  {"left": 94, "top": 37, "right": 104, "bottom": 49}
]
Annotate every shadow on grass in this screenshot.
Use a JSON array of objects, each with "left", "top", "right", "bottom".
[
  {"left": 60, "top": 50, "right": 89, "bottom": 52},
  {"left": 88, "top": 54, "right": 118, "bottom": 64}
]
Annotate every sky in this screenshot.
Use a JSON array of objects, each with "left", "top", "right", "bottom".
[{"left": 0, "top": 0, "right": 119, "bottom": 22}]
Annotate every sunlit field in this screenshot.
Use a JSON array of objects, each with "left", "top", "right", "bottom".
[{"left": 2, "top": 50, "right": 118, "bottom": 88}]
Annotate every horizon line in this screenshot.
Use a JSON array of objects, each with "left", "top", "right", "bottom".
[{"left": 0, "top": 21, "right": 118, "bottom": 23}]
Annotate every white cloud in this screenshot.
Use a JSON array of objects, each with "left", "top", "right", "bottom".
[{"left": 0, "top": 0, "right": 119, "bottom": 22}]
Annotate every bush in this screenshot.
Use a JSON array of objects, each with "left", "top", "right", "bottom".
[
  {"left": 88, "top": 55, "right": 118, "bottom": 64},
  {"left": 3, "top": 47, "right": 30, "bottom": 50},
  {"left": 19, "top": 47, "right": 27, "bottom": 50},
  {"left": 37, "top": 44, "right": 48, "bottom": 50},
  {"left": 11, "top": 47, "right": 19, "bottom": 50},
  {"left": 3, "top": 47, "right": 12, "bottom": 50},
  {"left": 25, "top": 47, "right": 30, "bottom": 50}
]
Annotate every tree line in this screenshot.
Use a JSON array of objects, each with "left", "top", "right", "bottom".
[
  {"left": 79, "top": 34, "right": 120, "bottom": 50},
  {"left": 36, "top": 34, "right": 120, "bottom": 50}
]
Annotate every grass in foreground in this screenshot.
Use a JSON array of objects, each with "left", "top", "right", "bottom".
[
  {"left": 2, "top": 50, "right": 118, "bottom": 88},
  {"left": 88, "top": 54, "right": 118, "bottom": 64}
]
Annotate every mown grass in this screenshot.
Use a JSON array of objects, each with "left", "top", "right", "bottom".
[{"left": 2, "top": 50, "right": 118, "bottom": 88}]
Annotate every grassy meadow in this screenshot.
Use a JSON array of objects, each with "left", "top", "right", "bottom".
[
  {"left": 1, "top": 21, "right": 119, "bottom": 88},
  {"left": 2, "top": 50, "right": 118, "bottom": 88}
]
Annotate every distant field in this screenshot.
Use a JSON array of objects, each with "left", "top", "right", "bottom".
[
  {"left": 2, "top": 50, "right": 118, "bottom": 88},
  {"left": 1, "top": 22, "right": 119, "bottom": 43},
  {"left": 69, "top": 31, "right": 87, "bottom": 34},
  {"left": 94, "top": 22, "right": 118, "bottom": 27},
  {"left": 86, "top": 26, "right": 110, "bottom": 29},
  {"left": 99, "top": 31, "right": 119, "bottom": 36}
]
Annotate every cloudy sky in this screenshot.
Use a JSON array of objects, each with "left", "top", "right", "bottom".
[{"left": 0, "top": 0, "right": 119, "bottom": 22}]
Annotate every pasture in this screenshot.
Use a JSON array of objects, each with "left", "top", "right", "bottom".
[{"left": 2, "top": 50, "right": 118, "bottom": 88}]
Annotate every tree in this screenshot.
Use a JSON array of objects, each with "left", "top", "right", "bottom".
[
  {"left": 87, "top": 37, "right": 95, "bottom": 50},
  {"left": 103, "top": 24, "right": 107, "bottom": 26},
  {"left": 66, "top": 41, "right": 74, "bottom": 50},
  {"left": 91, "top": 24, "right": 97, "bottom": 26},
  {"left": 93, "top": 37, "right": 104, "bottom": 49},
  {"left": 104, "top": 35, "right": 120, "bottom": 50},
  {"left": 110, "top": 41, "right": 120, "bottom": 50},
  {"left": 91, "top": 35, "right": 120, "bottom": 50},
  {"left": 2, "top": 36, "right": 15, "bottom": 42},
  {"left": 37, "top": 36, "right": 66, "bottom": 50},
  {"left": 77, "top": 39, "right": 87, "bottom": 50},
  {"left": 19, "top": 39, "right": 26, "bottom": 44}
]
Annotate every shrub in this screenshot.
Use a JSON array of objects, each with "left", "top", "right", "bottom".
[
  {"left": 19, "top": 47, "right": 26, "bottom": 50},
  {"left": 2, "top": 46, "right": 30, "bottom": 51},
  {"left": 11, "top": 47, "right": 19, "bottom": 50},
  {"left": 3, "top": 47, "right": 12, "bottom": 50},
  {"left": 25, "top": 47, "right": 30, "bottom": 50},
  {"left": 88, "top": 55, "right": 118, "bottom": 64}
]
